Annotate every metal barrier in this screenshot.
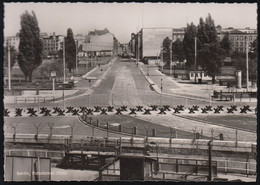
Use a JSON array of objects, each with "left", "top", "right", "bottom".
[{"left": 15, "top": 96, "right": 55, "bottom": 104}]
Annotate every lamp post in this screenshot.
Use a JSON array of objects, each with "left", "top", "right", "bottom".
[
  {"left": 75, "top": 40, "right": 78, "bottom": 74},
  {"left": 194, "top": 37, "right": 197, "bottom": 84},
  {"left": 170, "top": 39, "right": 172, "bottom": 76},
  {"left": 63, "top": 38, "right": 66, "bottom": 82},
  {"left": 62, "top": 82, "right": 65, "bottom": 110},
  {"left": 160, "top": 78, "right": 163, "bottom": 106},
  {"left": 7, "top": 40, "right": 11, "bottom": 91},
  {"left": 246, "top": 41, "right": 249, "bottom": 91}
]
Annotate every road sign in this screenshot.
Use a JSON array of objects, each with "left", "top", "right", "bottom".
[{"left": 51, "top": 71, "right": 56, "bottom": 78}]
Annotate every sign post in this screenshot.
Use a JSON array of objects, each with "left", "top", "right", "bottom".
[{"left": 51, "top": 71, "right": 56, "bottom": 94}]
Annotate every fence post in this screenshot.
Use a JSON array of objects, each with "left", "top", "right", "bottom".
[
  {"left": 106, "top": 122, "right": 109, "bottom": 138},
  {"left": 224, "top": 161, "right": 227, "bottom": 174},
  {"left": 176, "top": 159, "right": 179, "bottom": 172},
  {"left": 235, "top": 129, "right": 238, "bottom": 147},
  {"left": 133, "top": 126, "right": 137, "bottom": 135},
  {"left": 152, "top": 129, "right": 156, "bottom": 137},
  {"left": 92, "top": 126, "right": 94, "bottom": 137}
]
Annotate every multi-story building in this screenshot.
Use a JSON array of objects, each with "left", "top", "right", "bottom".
[
  {"left": 4, "top": 33, "right": 20, "bottom": 51},
  {"left": 41, "top": 32, "right": 64, "bottom": 54},
  {"left": 129, "top": 27, "right": 186, "bottom": 61},
  {"left": 82, "top": 28, "right": 114, "bottom": 56},
  {"left": 172, "top": 28, "right": 185, "bottom": 42},
  {"left": 217, "top": 26, "right": 257, "bottom": 53}
]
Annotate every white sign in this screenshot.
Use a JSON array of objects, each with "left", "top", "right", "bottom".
[{"left": 51, "top": 71, "right": 56, "bottom": 77}]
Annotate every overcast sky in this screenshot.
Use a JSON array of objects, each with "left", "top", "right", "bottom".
[{"left": 4, "top": 3, "right": 257, "bottom": 43}]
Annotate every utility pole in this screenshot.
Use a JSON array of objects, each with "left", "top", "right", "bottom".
[
  {"left": 207, "top": 140, "right": 213, "bottom": 181},
  {"left": 194, "top": 37, "right": 197, "bottom": 84},
  {"left": 136, "top": 32, "right": 139, "bottom": 65},
  {"left": 75, "top": 40, "right": 78, "bottom": 74},
  {"left": 246, "top": 41, "right": 249, "bottom": 91},
  {"left": 8, "top": 40, "right": 11, "bottom": 91},
  {"left": 170, "top": 38, "right": 172, "bottom": 76},
  {"left": 63, "top": 37, "right": 66, "bottom": 82}
]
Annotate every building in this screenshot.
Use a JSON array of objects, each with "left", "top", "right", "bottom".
[
  {"left": 4, "top": 33, "right": 20, "bottom": 51},
  {"left": 217, "top": 27, "right": 257, "bottom": 53},
  {"left": 172, "top": 28, "right": 185, "bottom": 42},
  {"left": 129, "top": 28, "right": 185, "bottom": 61},
  {"left": 82, "top": 28, "right": 114, "bottom": 56},
  {"left": 41, "top": 32, "right": 64, "bottom": 55}
]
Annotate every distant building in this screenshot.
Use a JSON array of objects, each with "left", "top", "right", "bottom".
[
  {"left": 4, "top": 33, "right": 20, "bottom": 51},
  {"left": 217, "top": 26, "right": 257, "bottom": 53},
  {"left": 172, "top": 28, "right": 185, "bottom": 42},
  {"left": 82, "top": 28, "right": 114, "bottom": 56},
  {"left": 140, "top": 28, "right": 173, "bottom": 59},
  {"left": 41, "top": 32, "right": 64, "bottom": 57},
  {"left": 129, "top": 27, "right": 185, "bottom": 60}
]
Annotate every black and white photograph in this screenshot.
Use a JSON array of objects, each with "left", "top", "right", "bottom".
[{"left": 2, "top": 2, "right": 258, "bottom": 182}]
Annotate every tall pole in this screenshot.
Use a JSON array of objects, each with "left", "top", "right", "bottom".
[
  {"left": 76, "top": 40, "right": 78, "bottom": 74},
  {"left": 170, "top": 38, "right": 172, "bottom": 76},
  {"left": 207, "top": 140, "right": 212, "bottom": 181},
  {"left": 63, "top": 37, "right": 66, "bottom": 82},
  {"left": 8, "top": 41, "right": 11, "bottom": 91},
  {"left": 246, "top": 41, "right": 249, "bottom": 91},
  {"left": 194, "top": 37, "right": 197, "bottom": 84},
  {"left": 136, "top": 33, "right": 139, "bottom": 64}
]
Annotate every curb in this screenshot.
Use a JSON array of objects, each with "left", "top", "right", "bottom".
[
  {"left": 174, "top": 114, "right": 256, "bottom": 134},
  {"left": 137, "top": 63, "right": 209, "bottom": 102},
  {"left": 77, "top": 115, "right": 145, "bottom": 138}
]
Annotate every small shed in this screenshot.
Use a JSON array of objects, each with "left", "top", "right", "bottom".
[{"left": 119, "top": 154, "right": 156, "bottom": 181}]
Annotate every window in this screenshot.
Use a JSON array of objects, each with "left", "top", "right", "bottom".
[
  {"left": 235, "top": 36, "right": 239, "bottom": 40},
  {"left": 235, "top": 42, "right": 238, "bottom": 47},
  {"left": 230, "top": 36, "right": 234, "bottom": 40},
  {"left": 244, "top": 36, "right": 247, "bottom": 40},
  {"left": 190, "top": 73, "right": 194, "bottom": 78},
  {"left": 240, "top": 48, "right": 243, "bottom": 52},
  {"left": 240, "top": 36, "right": 243, "bottom": 40},
  {"left": 249, "top": 36, "right": 252, "bottom": 40},
  {"left": 240, "top": 42, "right": 243, "bottom": 47}
]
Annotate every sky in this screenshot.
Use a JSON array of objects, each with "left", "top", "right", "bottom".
[{"left": 4, "top": 2, "right": 257, "bottom": 43}]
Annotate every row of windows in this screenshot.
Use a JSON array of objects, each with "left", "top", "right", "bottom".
[
  {"left": 44, "top": 43, "right": 58, "bottom": 46},
  {"left": 44, "top": 39, "right": 58, "bottom": 43},
  {"left": 235, "top": 42, "right": 253, "bottom": 47},
  {"left": 230, "top": 36, "right": 256, "bottom": 41},
  {"left": 235, "top": 48, "right": 245, "bottom": 52},
  {"left": 44, "top": 47, "right": 58, "bottom": 50}
]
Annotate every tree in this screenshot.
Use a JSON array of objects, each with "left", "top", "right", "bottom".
[
  {"left": 65, "top": 28, "right": 76, "bottom": 73},
  {"left": 183, "top": 22, "right": 197, "bottom": 68},
  {"left": 172, "top": 39, "right": 185, "bottom": 62},
  {"left": 197, "top": 14, "right": 223, "bottom": 83},
  {"left": 220, "top": 32, "right": 232, "bottom": 56},
  {"left": 162, "top": 37, "right": 171, "bottom": 66},
  {"left": 18, "top": 11, "right": 43, "bottom": 82},
  {"left": 4, "top": 45, "right": 16, "bottom": 68}
]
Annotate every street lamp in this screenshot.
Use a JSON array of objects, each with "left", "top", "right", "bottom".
[
  {"left": 7, "top": 40, "right": 11, "bottom": 92},
  {"left": 246, "top": 41, "right": 249, "bottom": 91},
  {"left": 194, "top": 37, "right": 197, "bottom": 84},
  {"left": 63, "top": 38, "right": 66, "bottom": 83}
]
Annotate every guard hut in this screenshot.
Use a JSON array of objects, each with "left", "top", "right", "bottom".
[{"left": 119, "top": 154, "right": 156, "bottom": 180}]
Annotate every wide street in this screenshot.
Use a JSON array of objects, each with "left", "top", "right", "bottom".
[{"left": 4, "top": 57, "right": 257, "bottom": 143}]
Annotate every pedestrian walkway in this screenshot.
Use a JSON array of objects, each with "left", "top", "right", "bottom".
[
  {"left": 137, "top": 62, "right": 257, "bottom": 103},
  {"left": 4, "top": 58, "right": 116, "bottom": 105}
]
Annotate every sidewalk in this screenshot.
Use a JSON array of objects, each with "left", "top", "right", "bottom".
[
  {"left": 138, "top": 62, "right": 257, "bottom": 103},
  {"left": 4, "top": 57, "right": 116, "bottom": 105}
]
